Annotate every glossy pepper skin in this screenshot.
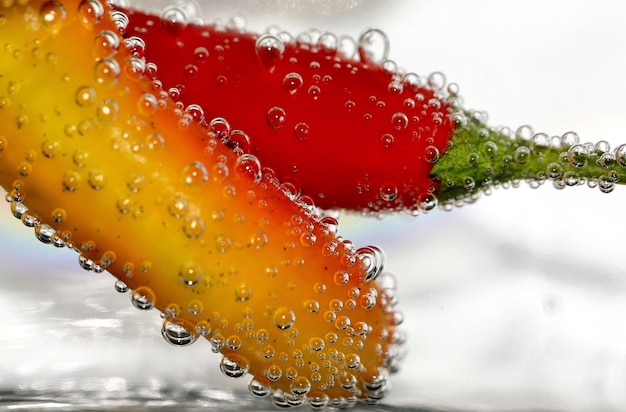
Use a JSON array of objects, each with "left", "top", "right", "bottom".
[
  {"left": 121, "top": 6, "right": 456, "bottom": 215},
  {"left": 0, "top": 1, "right": 404, "bottom": 408}
]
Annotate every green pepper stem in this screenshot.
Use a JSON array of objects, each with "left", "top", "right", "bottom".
[{"left": 431, "top": 110, "right": 626, "bottom": 206}]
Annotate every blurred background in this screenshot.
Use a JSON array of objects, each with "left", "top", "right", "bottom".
[{"left": 1, "top": 1, "right": 626, "bottom": 411}]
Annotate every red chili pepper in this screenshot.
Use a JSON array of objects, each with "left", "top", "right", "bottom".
[{"left": 121, "top": 6, "right": 456, "bottom": 215}]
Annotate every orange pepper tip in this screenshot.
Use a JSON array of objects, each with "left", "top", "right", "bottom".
[{"left": 0, "top": 0, "right": 406, "bottom": 408}]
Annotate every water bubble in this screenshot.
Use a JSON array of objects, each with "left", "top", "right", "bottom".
[
  {"left": 146, "top": 133, "right": 165, "bottom": 152},
  {"left": 78, "top": 0, "right": 104, "bottom": 28},
  {"left": 274, "top": 307, "right": 295, "bottom": 330},
  {"left": 62, "top": 170, "right": 81, "bottom": 192},
  {"left": 51, "top": 207, "right": 67, "bottom": 223},
  {"left": 515, "top": 125, "right": 534, "bottom": 141},
  {"left": 356, "top": 246, "right": 385, "bottom": 282},
  {"left": 427, "top": 72, "right": 446, "bottom": 91},
  {"left": 482, "top": 141, "right": 498, "bottom": 159},
  {"left": 40, "top": 1, "right": 66, "bottom": 28},
  {"left": 131, "top": 286, "right": 155, "bottom": 310},
  {"left": 182, "top": 161, "right": 208, "bottom": 188},
  {"left": 561, "top": 131, "right": 579, "bottom": 147},
  {"left": 380, "top": 133, "right": 394, "bottom": 149},
  {"left": 221, "top": 355, "right": 250, "bottom": 378},
  {"left": 195, "top": 320, "right": 211, "bottom": 336},
  {"left": 75, "top": 86, "right": 96, "bottom": 107},
  {"left": 283, "top": 72, "right": 303, "bottom": 94},
  {"left": 615, "top": 144, "right": 626, "bottom": 167},
  {"left": 256, "top": 34, "right": 285, "bottom": 72},
  {"left": 162, "top": 317, "right": 197, "bottom": 346},
  {"left": 235, "top": 154, "right": 262, "bottom": 183},
  {"left": 567, "top": 143, "right": 588, "bottom": 168},
  {"left": 307, "top": 85, "right": 321, "bottom": 100},
  {"left": 319, "top": 32, "right": 338, "bottom": 52},
  {"left": 161, "top": 5, "right": 187, "bottom": 35},
  {"left": 266, "top": 106, "right": 286, "bottom": 129},
  {"left": 183, "top": 215, "right": 205, "bottom": 239},
  {"left": 293, "top": 122, "right": 310, "bottom": 141},
  {"left": 530, "top": 132, "right": 550, "bottom": 154},
  {"left": 546, "top": 162, "right": 562, "bottom": 179},
  {"left": 94, "top": 58, "right": 120, "bottom": 87},
  {"left": 167, "top": 194, "right": 189, "bottom": 219},
  {"left": 187, "top": 299, "right": 203, "bottom": 315},
  {"left": 358, "top": 28, "right": 389, "bottom": 63},
  {"left": 137, "top": 93, "right": 157, "bottom": 117}
]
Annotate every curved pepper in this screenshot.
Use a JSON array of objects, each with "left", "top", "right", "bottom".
[{"left": 0, "top": 1, "right": 403, "bottom": 408}]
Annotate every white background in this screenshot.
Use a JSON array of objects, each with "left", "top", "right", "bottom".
[{"left": 1, "top": 1, "right": 626, "bottom": 411}]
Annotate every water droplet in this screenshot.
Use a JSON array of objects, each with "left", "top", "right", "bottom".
[
  {"left": 294, "top": 122, "right": 310, "bottom": 141},
  {"left": 40, "top": 1, "right": 66, "bottom": 28},
  {"left": 78, "top": 0, "right": 104, "bottom": 28},
  {"left": 274, "top": 307, "right": 295, "bottom": 330},
  {"left": 162, "top": 317, "right": 197, "bottom": 346},
  {"left": 356, "top": 245, "right": 385, "bottom": 282},
  {"left": 255, "top": 34, "right": 285, "bottom": 72},
  {"left": 266, "top": 106, "right": 286, "bottom": 129},
  {"left": 235, "top": 154, "right": 262, "bottom": 183},
  {"left": 93, "top": 58, "right": 120, "bottom": 87},
  {"left": 179, "top": 262, "right": 203, "bottom": 286},
  {"left": 75, "top": 86, "right": 96, "bottom": 107},
  {"left": 358, "top": 28, "right": 389, "bottom": 63},
  {"left": 183, "top": 215, "right": 205, "bottom": 239},
  {"left": 220, "top": 355, "right": 250, "bottom": 378},
  {"left": 235, "top": 283, "right": 253, "bottom": 302},
  {"left": 131, "top": 286, "right": 155, "bottom": 310},
  {"left": 182, "top": 161, "right": 208, "bottom": 188}
]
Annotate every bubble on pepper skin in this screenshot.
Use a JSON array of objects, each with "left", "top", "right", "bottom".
[
  {"left": 266, "top": 106, "right": 286, "bottom": 129},
  {"left": 130, "top": 286, "right": 155, "bottom": 310},
  {"left": 274, "top": 307, "right": 296, "bottom": 330},
  {"left": 357, "top": 28, "right": 389, "bottom": 63},
  {"left": 256, "top": 34, "right": 285, "bottom": 72},
  {"left": 181, "top": 161, "right": 209, "bottom": 188},
  {"left": 78, "top": 0, "right": 105, "bottom": 29},
  {"left": 93, "top": 57, "right": 120, "bottom": 87},
  {"left": 162, "top": 317, "right": 197, "bottom": 347}
]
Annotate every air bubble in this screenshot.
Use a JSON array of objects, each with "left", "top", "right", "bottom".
[
  {"left": 514, "top": 146, "right": 530, "bottom": 165},
  {"left": 221, "top": 355, "right": 250, "bottom": 378},
  {"left": 235, "top": 154, "right": 262, "bottom": 183},
  {"left": 567, "top": 144, "right": 588, "bottom": 168},
  {"left": 561, "top": 131, "right": 579, "bottom": 147},
  {"left": 93, "top": 58, "right": 120, "bottom": 87},
  {"left": 131, "top": 286, "right": 155, "bottom": 310},
  {"left": 162, "top": 318, "right": 197, "bottom": 346},
  {"left": 274, "top": 307, "right": 295, "bottom": 330},
  {"left": 482, "top": 141, "right": 498, "bottom": 159},
  {"left": 114, "top": 280, "right": 128, "bottom": 293},
  {"left": 530, "top": 132, "right": 550, "bottom": 154},
  {"left": 87, "top": 170, "right": 105, "bottom": 190},
  {"left": 249, "top": 377, "right": 271, "bottom": 397},
  {"left": 283, "top": 72, "right": 303, "bottom": 94},
  {"left": 391, "top": 112, "right": 408, "bottom": 131},
  {"left": 179, "top": 262, "right": 203, "bottom": 286},
  {"left": 308, "top": 85, "right": 321, "bottom": 100},
  {"left": 424, "top": 145, "right": 439, "bottom": 163},
  {"left": 96, "top": 98, "right": 119, "bottom": 124},
  {"left": 235, "top": 283, "right": 253, "bottom": 302},
  {"left": 427, "top": 72, "right": 446, "bottom": 91},
  {"left": 356, "top": 245, "right": 385, "bottom": 282},
  {"left": 294, "top": 122, "right": 310, "bottom": 141},
  {"left": 137, "top": 93, "right": 157, "bottom": 116},
  {"left": 93, "top": 30, "right": 120, "bottom": 57},
  {"left": 40, "top": 1, "right": 66, "bottom": 28},
  {"left": 290, "top": 376, "right": 311, "bottom": 396},
  {"left": 546, "top": 162, "right": 562, "bottom": 179},
  {"left": 183, "top": 215, "right": 205, "bottom": 239},
  {"left": 35, "top": 224, "right": 55, "bottom": 244},
  {"left": 182, "top": 161, "right": 208, "bottom": 188},
  {"left": 75, "top": 86, "right": 96, "bottom": 107},
  {"left": 78, "top": 0, "right": 104, "bottom": 28},
  {"left": 62, "top": 170, "right": 81, "bottom": 192},
  {"left": 256, "top": 34, "right": 285, "bottom": 72},
  {"left": 167, "top": 194, "right": 189, "bottom": 219},
  {"left": 146, "top": 133, "right": 165, "bottom": 152},
  {"left": 161, "top": 5, "right": 188, "bottom": 35},
  {"left": 358, "top": 29, "right": 389, "bottom": 63},
  {"left": 378, "top": 183, "right": 398, "bottom": 201},
  {"left": 266, "top": 106, "right": 286, "bottom": 129}
]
